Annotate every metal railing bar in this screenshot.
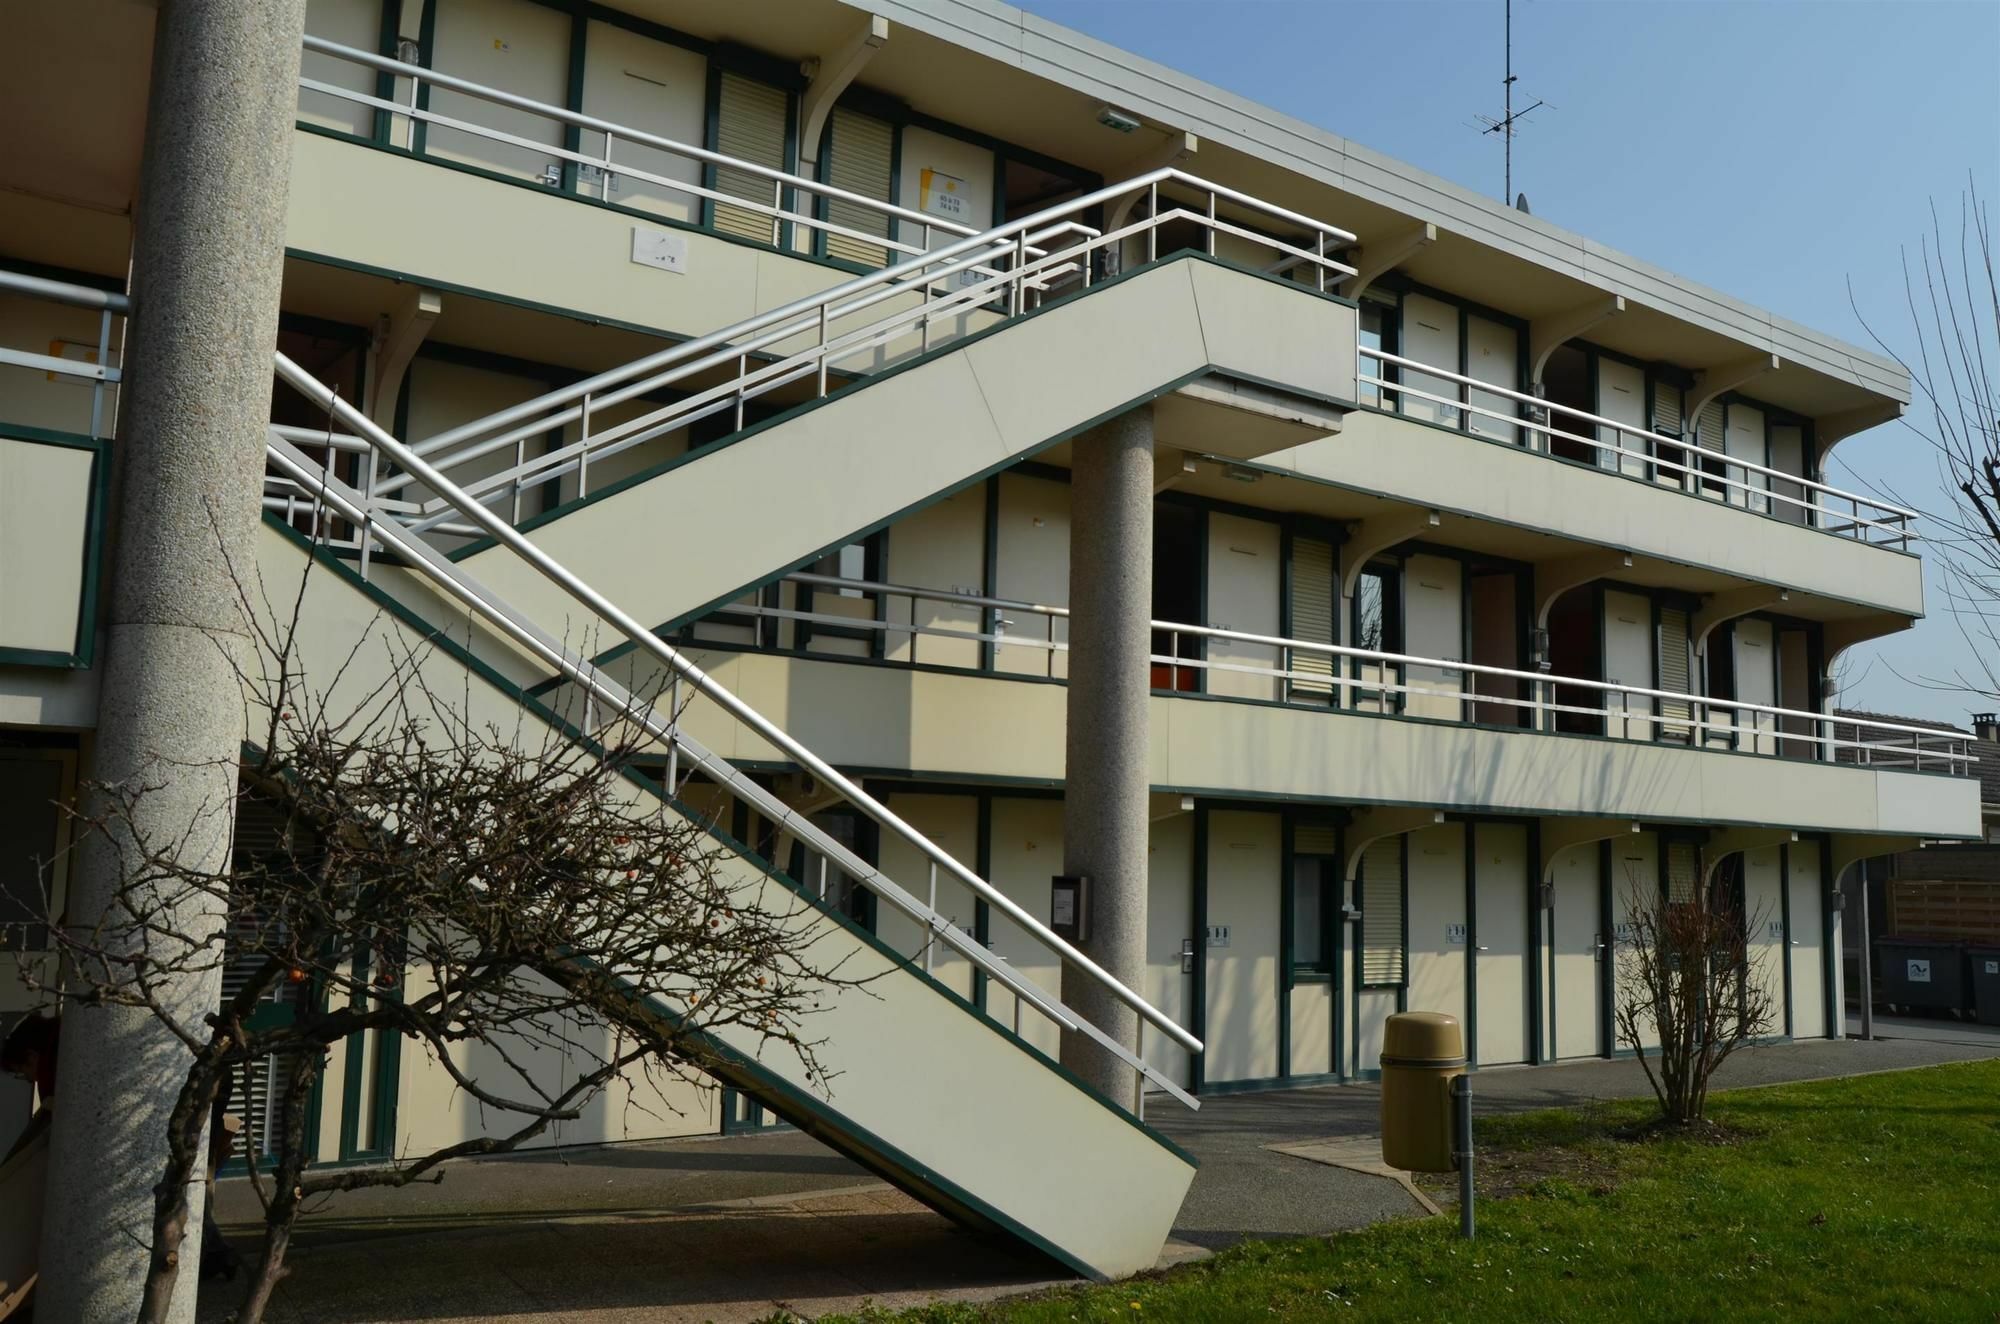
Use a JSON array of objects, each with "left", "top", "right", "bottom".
[{"left": 270, "top": 356, "right": 1204, "bottom": 1062}]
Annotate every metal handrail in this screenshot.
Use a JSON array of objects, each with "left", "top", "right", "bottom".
[
  {"left": 302, "top": 35, "right": 1023, "bottom": 266},
  {"left": 270, "top": 352, "right": 1204, "bottom": 1108},
  {"left": 1359, "top": 346, "right": 1916, "bottom": 546},
  {"left": 0, "top": 270, "right": 128, "bottom": 439},
  {"left": 713, "top": 572, "right": 1974, "bottom": 772},
  {"left": 368, "top": 166, "right": 1355, "bottom": 512}
]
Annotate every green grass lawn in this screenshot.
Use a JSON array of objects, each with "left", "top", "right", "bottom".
[{"left": 826, "top": 1059, "right": 2000, "bottom": 1323}]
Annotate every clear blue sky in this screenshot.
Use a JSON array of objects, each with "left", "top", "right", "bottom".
[{"left": 1020, "top": 0, "right": 2000, "bottom": 724}]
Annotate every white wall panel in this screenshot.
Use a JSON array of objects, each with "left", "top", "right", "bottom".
[
  {"left": 1202, "top": 811, "right": 1281, "bottom": 1084},
  {"left": 579, "top": 20, "right": 706, "bottom": 220},
  {"left": 1549, "top": 843, "right": 1601, "bottom": 1058},
  {"left": 1404, "top": 823, "right": 1467, "bottom": 1024},
  {"left": 1603, "top": 588, "right": 1654, "bottom": 740},
  {"left": 1787, "top": 841, "right": 1826, "bottom": 1038},
  {"left": 1204, "top": 512, "right": 1281, "bottom": 701},
  {"left": 1473, "top": 822, "right": 1529, "bottom": 1065},
  {"left": 993, "top": 473, "right": 1069, "bottom": 678},
  {"left": 1403, "top": 553, "right": 1463, "bottom": 720},
  {"left": 425, "top": 0, "right": 570, "bottom": 183}
]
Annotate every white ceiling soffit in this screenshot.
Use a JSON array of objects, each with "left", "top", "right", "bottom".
[{"left": 860, "top": 0, "right": 1909, "bottom": 406}]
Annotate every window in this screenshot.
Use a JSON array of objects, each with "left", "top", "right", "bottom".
[
  {"left": 1357, "top": 301, "right": 1394, "bottom": 408},
  {"left": 1357, "top": 837, "right": 1406, "bottom": 987},
  {"left": 1290, "top": 829, "right": 1338, "bottom": 975},
  {"left": 1350, "top": 560, "right": 1403, "bottom": 713}
]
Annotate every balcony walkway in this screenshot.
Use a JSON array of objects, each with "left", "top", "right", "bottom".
[{"left": 204, "top": 1022, "right": 1999, "bottom": 1323}]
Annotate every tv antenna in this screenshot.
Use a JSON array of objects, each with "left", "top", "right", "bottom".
[{"left": 1474, "top": 0, "right": 1545, "bottom": 207}]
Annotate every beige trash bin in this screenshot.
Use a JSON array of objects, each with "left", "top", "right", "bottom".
[{"left": 1379, "top": 1011, "right": 1465, "bottom": 1173}]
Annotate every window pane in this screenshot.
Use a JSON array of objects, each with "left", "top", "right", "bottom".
[{"left": 1291, "top": 858, "right": 1324, "bottom": 967}]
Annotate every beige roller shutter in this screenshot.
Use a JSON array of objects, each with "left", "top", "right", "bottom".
[
  {"left": 1359, "top": 837, "right": 1405, "bottom": 986},
  {"left": 1666, "top": 840, "right": 1699, "bottom": 904},
  {"left": 1651, "top": 380, "right": 1682, "bottom": 436},
  {"left": 1657, "top": 606, "right": 1692, "bottom": 742},
  {"left": 1295, "top": 825, "right": 1339, "bottom": 857},
  {"left": 712, "top": 71, "right": 789, "bottom": 243},
  {"left": 823, "top": 106, "right": 894, "bottom": 268},
  {"left": 1287, "top": 535, "right": 1336, "bottom": 698}
]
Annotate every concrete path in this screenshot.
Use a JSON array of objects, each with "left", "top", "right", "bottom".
[{"left": 201, "top": 1028, "right": 2000, "bottom": 1323}]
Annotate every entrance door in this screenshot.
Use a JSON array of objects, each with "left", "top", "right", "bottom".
[
  {"left": 1741, "top": 847, "right": 1786, "bottom": 1033},
  {"left": 1473, "top": 823, "right": 1530, "bottom": 1065},
  {"left": 1550, "top": 843, "right": 1603, "bottom": 1058},
  {"left": 1787, "top": 843, "right": 1826, "bottom": 1038}
]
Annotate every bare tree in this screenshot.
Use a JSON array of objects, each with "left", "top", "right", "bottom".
[
  {"left": 1612, "top": 856, "right": 1777, "bottom": 1125},
  {"left": 30, "top": 541, "right": 863, "bottom": 1324},
  {"left": 1851, "top": 183, "right": 1999, "bottom": 695}
]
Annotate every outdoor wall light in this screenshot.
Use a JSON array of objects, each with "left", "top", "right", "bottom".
[{"left": 1096, "top": 105, "right": 1142, "bottom": 133}]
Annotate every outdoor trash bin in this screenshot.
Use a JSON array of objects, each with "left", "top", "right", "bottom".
[
  {"left": 1875, "top": 937, "right": 1969, "bottom": 1014},
  {"left": 1379, "top": 1011, "right": 1465, "bottom": 1173},
  {"left": 1967, "top": 947, "right": 2000, "bottom": 1027}
]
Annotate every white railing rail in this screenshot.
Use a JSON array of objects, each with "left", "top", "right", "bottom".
[
  {"left": 706, "top": 572, "right": 1975, "bottom": 774},
  {"left": 1359, "top": 346, "right": 1918, "bottom": 548},
  {"left": 342, "top": 165, "right": 1352, "bottom": 532},
  {"left": 0, "top": 270, "right": 127, "bottom": 439},
  {"left": 268, "top": 352, "right": 1203, "bottom": 1112},
  {"left": 301, "top": 35, "right": 1029, "bottom": 270}
]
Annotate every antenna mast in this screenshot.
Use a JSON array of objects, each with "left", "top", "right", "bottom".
[{"left": 1477, "top": 0, "right": 1545, "bottom": 206}]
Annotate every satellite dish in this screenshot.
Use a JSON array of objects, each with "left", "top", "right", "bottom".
[{"left": 1515, "top": 192, "right": 1532, "bottom": 214}]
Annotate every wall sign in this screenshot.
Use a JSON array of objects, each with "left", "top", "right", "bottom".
[
  {"left": 1907, "top": 958, "right": 1932, "bottom": 984},
  {"left": 1445, "top": 922, "right": 1467, "bottom": 945},
  {"left": 630, "top": 226, "right": 688, "bottom": 274},
  {"left": 919, "top": 167, "right": 969, "bottom": 222},
  {"left": 1205, "top": 924, "right": 1230, "bottom": 949}
]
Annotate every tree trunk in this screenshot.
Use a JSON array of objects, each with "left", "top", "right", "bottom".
[
  {"left": 238, "top": 1053, "right": 320, "bottom": 1324},
  {"left": 136, "top": 1056, "right": 228, "bottom": 1324}
]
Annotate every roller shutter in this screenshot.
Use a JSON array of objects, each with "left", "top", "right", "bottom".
[
  {"left": 1666, "top": 840, "right": 1700, "bottom": 904},
  {"left": 711, "top": 71, "right": 789, "bottom": 244},
  {"left": 1359, "top": 837, "right": 1405, "bottom": 986},
  {"left": 1287, "top": 535, "right": 1336, "bottom": 697},
  {"left": 1657, "top": 606, "right": 1692, "bottom": 742},
  {"left": 823, "top": 106, "right": 895, "bottom": 267}
]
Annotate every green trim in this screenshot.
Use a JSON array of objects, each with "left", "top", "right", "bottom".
[
  {"left": 1528, "top": 817, "right": 1545, "bottom": 1065},
  {"left": 1598, "top": 838, "right": 1615, "bottom": 1058},
  {"left": 559, "top": 11, "right": 587, "bottom": 195},
  {"left": 1277, "top": 811, "right": 1293, "bottom": 1078},
  {"left": 0, "top": 426, "right": 110, "bottom": 669},
  {"left": 412, "top": 0, "right": 436, "bottom": 156},
  {"left": 1190, "top": 804, "right": 1208, "bottom": 1095},
  {"left": 261, "top": 514, "right": 1196, "bottom": 1189},
  {"left": 1780, "top": 841, "right": 1796, "bottom": 1040}
]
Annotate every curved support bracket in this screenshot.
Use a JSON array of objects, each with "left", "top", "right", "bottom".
[
  {"left": 1340, "top": 509, "right": 1439, "bottom": 642},
  {"left": 1339, "top": 221, "right": 1437, "bottom": 298},
  {"left": 796, "top": 14, "right": 890, "bottom": 175},
  {"left": 1532, "top": 549, "right": 1632, "bottom": 629},
  {"left": 1686, "top": 352, "right": 1780, "bottom": 431},
  {"left": 1702, "top": 827, "right": 1798, "bottom": 884},
  {"left": 1820, "top": 614, "right": 1916, "bottom": 700},
  {"left": 365, "top": 286, "right": 442, "bottom": 424},
  {"left": 1342, "top": 807, "right": 1444, "bottom": 904},
  {"left": 1529, "top": 295, "right": 1625, "bottom": 390},
  {"left": 1105, "top": 131, "right": 1200, "bottom": 249},
  {"left": 1540, "top": 818, "right": 1641, "bottom": 885},
  {"left": 1829, "top": 833, "right": 1919, "bottom": 887},
  {"left": 1690, "top": 585, "right": 1786, "bottom": 659},
  {"left": 1812, "top": 399, "right": 1904, "bottom": 477}
]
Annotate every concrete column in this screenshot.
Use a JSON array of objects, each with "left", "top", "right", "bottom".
[
  {"left": 1059, "top": 405, "right": 1154, "bottom": 1106},
  {"left": 39, "top": 5, "right": 307, "bottom": 1322}
]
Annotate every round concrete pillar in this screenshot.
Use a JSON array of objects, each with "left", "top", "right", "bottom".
[
  {"left": 39, "top": 4, "right": 307, "bottom": 1322},
  {"left": 1059, "top": 405, "right": 1154, "bottom": 1106}
]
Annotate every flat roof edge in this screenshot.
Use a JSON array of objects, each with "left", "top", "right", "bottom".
[{"left": 865, "top": 0, "right": 1911, "bottom": 406}]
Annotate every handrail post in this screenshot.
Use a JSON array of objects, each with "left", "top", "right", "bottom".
[
  {"left": 1316, "top": 231, "right": 1327, "bottom": 294},
  {"left": 925, "top": 862, "right": 938, "bottom": 972},
  {"left": 817, "top": 303, "right": 830, "bottom": 397},
  {"left": 1205, "top": 191, "right": 1216, "bottom": 256},
  {"left": 1146, "top": 182, "right": 1158, "bottom": 262}
]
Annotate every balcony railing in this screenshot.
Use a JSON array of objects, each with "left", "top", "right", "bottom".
[
  {"left": 300, "top": 35, "right": 1058, "bottom": 276},
  {"left": 1358, "top": 346, "right": 1917, "bottom": 549},
  {"left": 705, "top": 572, "right": 1975, "bottom": 775},
  {"left": 0, "top": 270, "right": 125, "bottom": 437}
]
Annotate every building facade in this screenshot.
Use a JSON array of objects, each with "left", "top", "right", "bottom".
[{"left": 0, "top": 0, "right": 1982, "bottom": 1284}]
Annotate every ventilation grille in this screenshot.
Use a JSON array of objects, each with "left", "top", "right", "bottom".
[
  {"left": 823, "top": 107, "right": 894, "bottom": 267},
  {"left": 712, "top": 72, "right": 789, "bottom": 243},
  {"left": 1359, "top": 837, "right": 1405, "bottom": 986},
  {"left": 1287, "top": 536, "right": 1336, "bottom": 696}
]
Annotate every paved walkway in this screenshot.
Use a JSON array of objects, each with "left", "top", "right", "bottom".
[{"left": 202, "top": 1026, "right": 2000, "bottom": 1323}]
